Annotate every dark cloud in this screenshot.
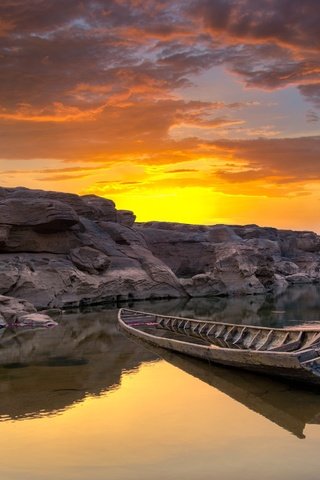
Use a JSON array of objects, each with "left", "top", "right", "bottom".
[
  {"left": 306, "top": 110, "right": 320, "bottom": 123},
  {"left": 187, "top": 1, "right": 320, "bottom": 104},
  {"left": 165, "top": 168, "right": 198, "bottom": 173},
  {"left": 190, "top": 0, "right": 320, "bottom": 51},
  {"left": 0, "top": 0, "right": 320, "bottom": 202},
  {"left": 1, "top": 0, "right": 319, "bottom": 119},
  {"left": 213, "top": 136, "right": 320, "bottom": 182},
  {"left": 0, "top": 0, "right": 196, "bottom": 115},
  {"left": 299, "top": 84, "right": 320, "bottom": 108}
]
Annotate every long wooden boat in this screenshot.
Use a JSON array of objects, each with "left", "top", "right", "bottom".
[{"left": 118, "top": 308, "right": 320, "bottom": 386}]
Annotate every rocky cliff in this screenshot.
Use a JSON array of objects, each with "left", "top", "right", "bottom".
[{"left": 0, "top": 186, "right": 319, "bottom": 310}]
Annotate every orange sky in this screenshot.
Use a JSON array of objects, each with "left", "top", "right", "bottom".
[{"left": 0, "top": 1, "right": 319, "bottom": 231}]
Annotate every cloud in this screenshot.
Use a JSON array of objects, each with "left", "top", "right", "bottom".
[
  {"left": 189, "top": 0, "right": 320, "bottom": 52},
  {"left": 185, "top": 1, "right": 320, "bottom": 106},
  {"left": 0, "top": 0, "right": 320, "bottom": 209},
  {"left": 306, "top": 110, "right": 320, "bottom": 123},
  {"left": 213, "top": 136, "right": 320, "bottom": 182},
  {"left": 1, "top": 0, "right": 319, "bottom": 129},
  {"left": 39, "top": 173, "right": 92, "bottom": 182},
  {"left": 165, "top": 168, "right": 198, "bottom": 173}
]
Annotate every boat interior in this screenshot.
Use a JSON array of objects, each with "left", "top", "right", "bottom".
[{"left": 119, "top": 309, "right": 320, "bottom": 355}]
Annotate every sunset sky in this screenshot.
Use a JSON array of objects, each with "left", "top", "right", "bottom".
[{"left": 0, "top": 0, "right": 319, "bottom": 231}]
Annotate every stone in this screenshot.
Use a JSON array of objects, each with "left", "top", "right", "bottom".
[
  {"left": 0, "top": 294, "right": 57, "bottom": 327},
  {"left": 1, "top": 227, "right": 80, "bottom": 253},
  {"left": 70, "top": 247, "right": 111, "bottom": 274},
  {"left": 117, "top": 210, "right": 136, "bottom": 227},
  {"left": 275, "top": 260, "right": 300, "bottom": 276},
  {"left": 81, "top": 195, "right": 117, "bottom": 221},
  {"left": 16, "top": 313, "right": 58, "bottom": 328},
  {"left": 0, "top": 186, "right": 319, "bottom": 307},
  {"left": 0, "top": 198, "right": 79, "bottom": 232},
  {"left": 0, "top": 225, "right": 10, "bottom": 246},
  {"left": 285, "top": 273, "right": 312, "bottom": 284},
  {"left": 207, "top": 225, "right": 242, "bottom": 243}
]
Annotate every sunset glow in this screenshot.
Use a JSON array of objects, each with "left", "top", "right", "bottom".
[{"left": 0, "top": 1, "right": 319, "bottom": 230}]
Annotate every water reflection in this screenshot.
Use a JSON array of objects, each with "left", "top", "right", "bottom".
[
  {"left": 151, "top": 348, "right": 320, "bottom": 439},
  {"left": 0, "top": 285, "right": 319, "bottom": 431},
  {"left": 136, "top": 284, "right": 320, "bottom": 327},
  {"left": 0, "top": 310, "right": 156, "bottom": 421}
]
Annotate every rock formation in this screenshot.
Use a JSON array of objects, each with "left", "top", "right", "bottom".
[
  {"left": 137, "top": 222, "right": 320, "bottom": 297},
  {"left": 0, "top": 186, "right": 319, "bottom": 310},
  {"left": 0, "top": 186, "right": 184, "bottom": 308},
  {"left": 0, "top": 295, "right": 57, "bottom": 327}
]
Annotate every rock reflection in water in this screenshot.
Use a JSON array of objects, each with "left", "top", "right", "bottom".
[
  {"left": 0, "top": 285, "right": 320, "bottom": 428},
  {"left": 137, "top": 284, "right": 320, "bottom": 327},
  {"left": 0, "top": 309, "right": 156, "bottom": 421}
]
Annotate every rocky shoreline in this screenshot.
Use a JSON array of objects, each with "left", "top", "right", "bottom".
[{"left": 0, "top": 186, "right": 319, "bottom": 321}]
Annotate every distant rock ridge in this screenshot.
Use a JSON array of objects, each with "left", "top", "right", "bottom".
[{"left": 0, "top": 186, "right": 319, "bottom": 310}]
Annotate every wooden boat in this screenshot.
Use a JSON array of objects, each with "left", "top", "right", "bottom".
[{"left": 118, "top": 308, "right": 320, "bottom": 386}]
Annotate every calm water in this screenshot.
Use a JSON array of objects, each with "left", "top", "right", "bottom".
[{"left": 1, "top": 286, "right": 320, "bottom": 479}]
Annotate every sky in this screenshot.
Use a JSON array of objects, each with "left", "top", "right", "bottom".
[{"left": 0, "top": 0, "right": 319, "bottom": 231}]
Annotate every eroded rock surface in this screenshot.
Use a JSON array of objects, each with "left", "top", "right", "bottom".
[
  {"left": 0, "top": 295, "right": 57, "bottom": 327},
  {"left": 136, "top": 221, "right": 320, "bottom": 297},
  {"left": 0, "top": 186, "right": 319, "bottom": 309},
  {"left": 0, "top": 187, "right": 184, "bottom": 308}
]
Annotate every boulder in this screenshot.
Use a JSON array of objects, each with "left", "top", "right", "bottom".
[
  {"left": 207, "top": 225, "right": 242, "bottom": 243},
  {"left": 0, "top": 295, "right": 57, "bottom": 327},
  {"left": 285, "top": 273, "right": 312, "bottom": 284},
  {"left": 81, "top": 195, "right": 117, "bottom": 221},
  {"left": 117, "top": 210, "right": 136, "bottom": 227},
  {"left": 70, "top": 247, "right": 111, "bottom": 274}
]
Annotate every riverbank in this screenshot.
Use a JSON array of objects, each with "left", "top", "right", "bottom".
[{"left": 0, "top": 186, "right": 319, "bottom": 314}]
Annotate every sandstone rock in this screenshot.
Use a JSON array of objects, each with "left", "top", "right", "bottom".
[
  {"left": 272, "top": 274, "right": 289, "bottom": 293},
  {"left": 0, "top": 224, "right": 10, "bottom": 246},
  {"left": 0, "top": 187, "right": 92, "bottom": 217},
  {"left": 16, "top": 313, "right": 58, "bottom": 328},
  {"left": 0, "top": 198, "right": 79, "bottom": 232},
  {"left": 233, "top": 225, "right": 279, "bottom": 241},
  {"left": 1, "top": 227, "right": 80, "bottom": 253},
  {"left": 207, "top": 225, "right": 242, "bottom": 243},
  {"left": 285, "top": 273, "right": 312, "bottom": 284},
  {"left": 81, "top": 195, "right": 117, "bottom": 221},
  {"left": 117, "top": 210, "right": 136, "bottom": 227},
  {"left": 275, "top": 260, "right": 300, "bottom": 276},
  {"left": 70, "top": 247, "right": 111, "bottom": 274},
  {"left": 0, "top": 295, "right": 57, "bottom": 327},
  {"left": 0, "top": 186, "right": 319, "bottom": 307},
  {"left": 0, "top": 259, "right": 20, "bottom": 293}
]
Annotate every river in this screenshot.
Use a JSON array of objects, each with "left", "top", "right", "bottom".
[{"left": 0, "top": 286, "right": 320, "bottom": 479}]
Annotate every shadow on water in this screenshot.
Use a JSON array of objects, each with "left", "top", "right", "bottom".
[{"left": 0, "top": 285, "right": 320, "bottom": 436}]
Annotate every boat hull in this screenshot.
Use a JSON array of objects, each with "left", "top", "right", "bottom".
[{"left": 118, "top": 309, "right": 320, "bottom": 386}]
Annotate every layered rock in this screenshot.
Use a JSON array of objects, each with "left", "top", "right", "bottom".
[
  {"left": 0, "top": 187, "right": 184, "bottom": 308},
  {"left": 0, "top": 295, "right": 57, "bottom": 327},
  {"left": 137, "top": 221, "right": 320, "bottom": 297},
  {"left": 0, "top": 186, "right": 319, "bottom": 309}
]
